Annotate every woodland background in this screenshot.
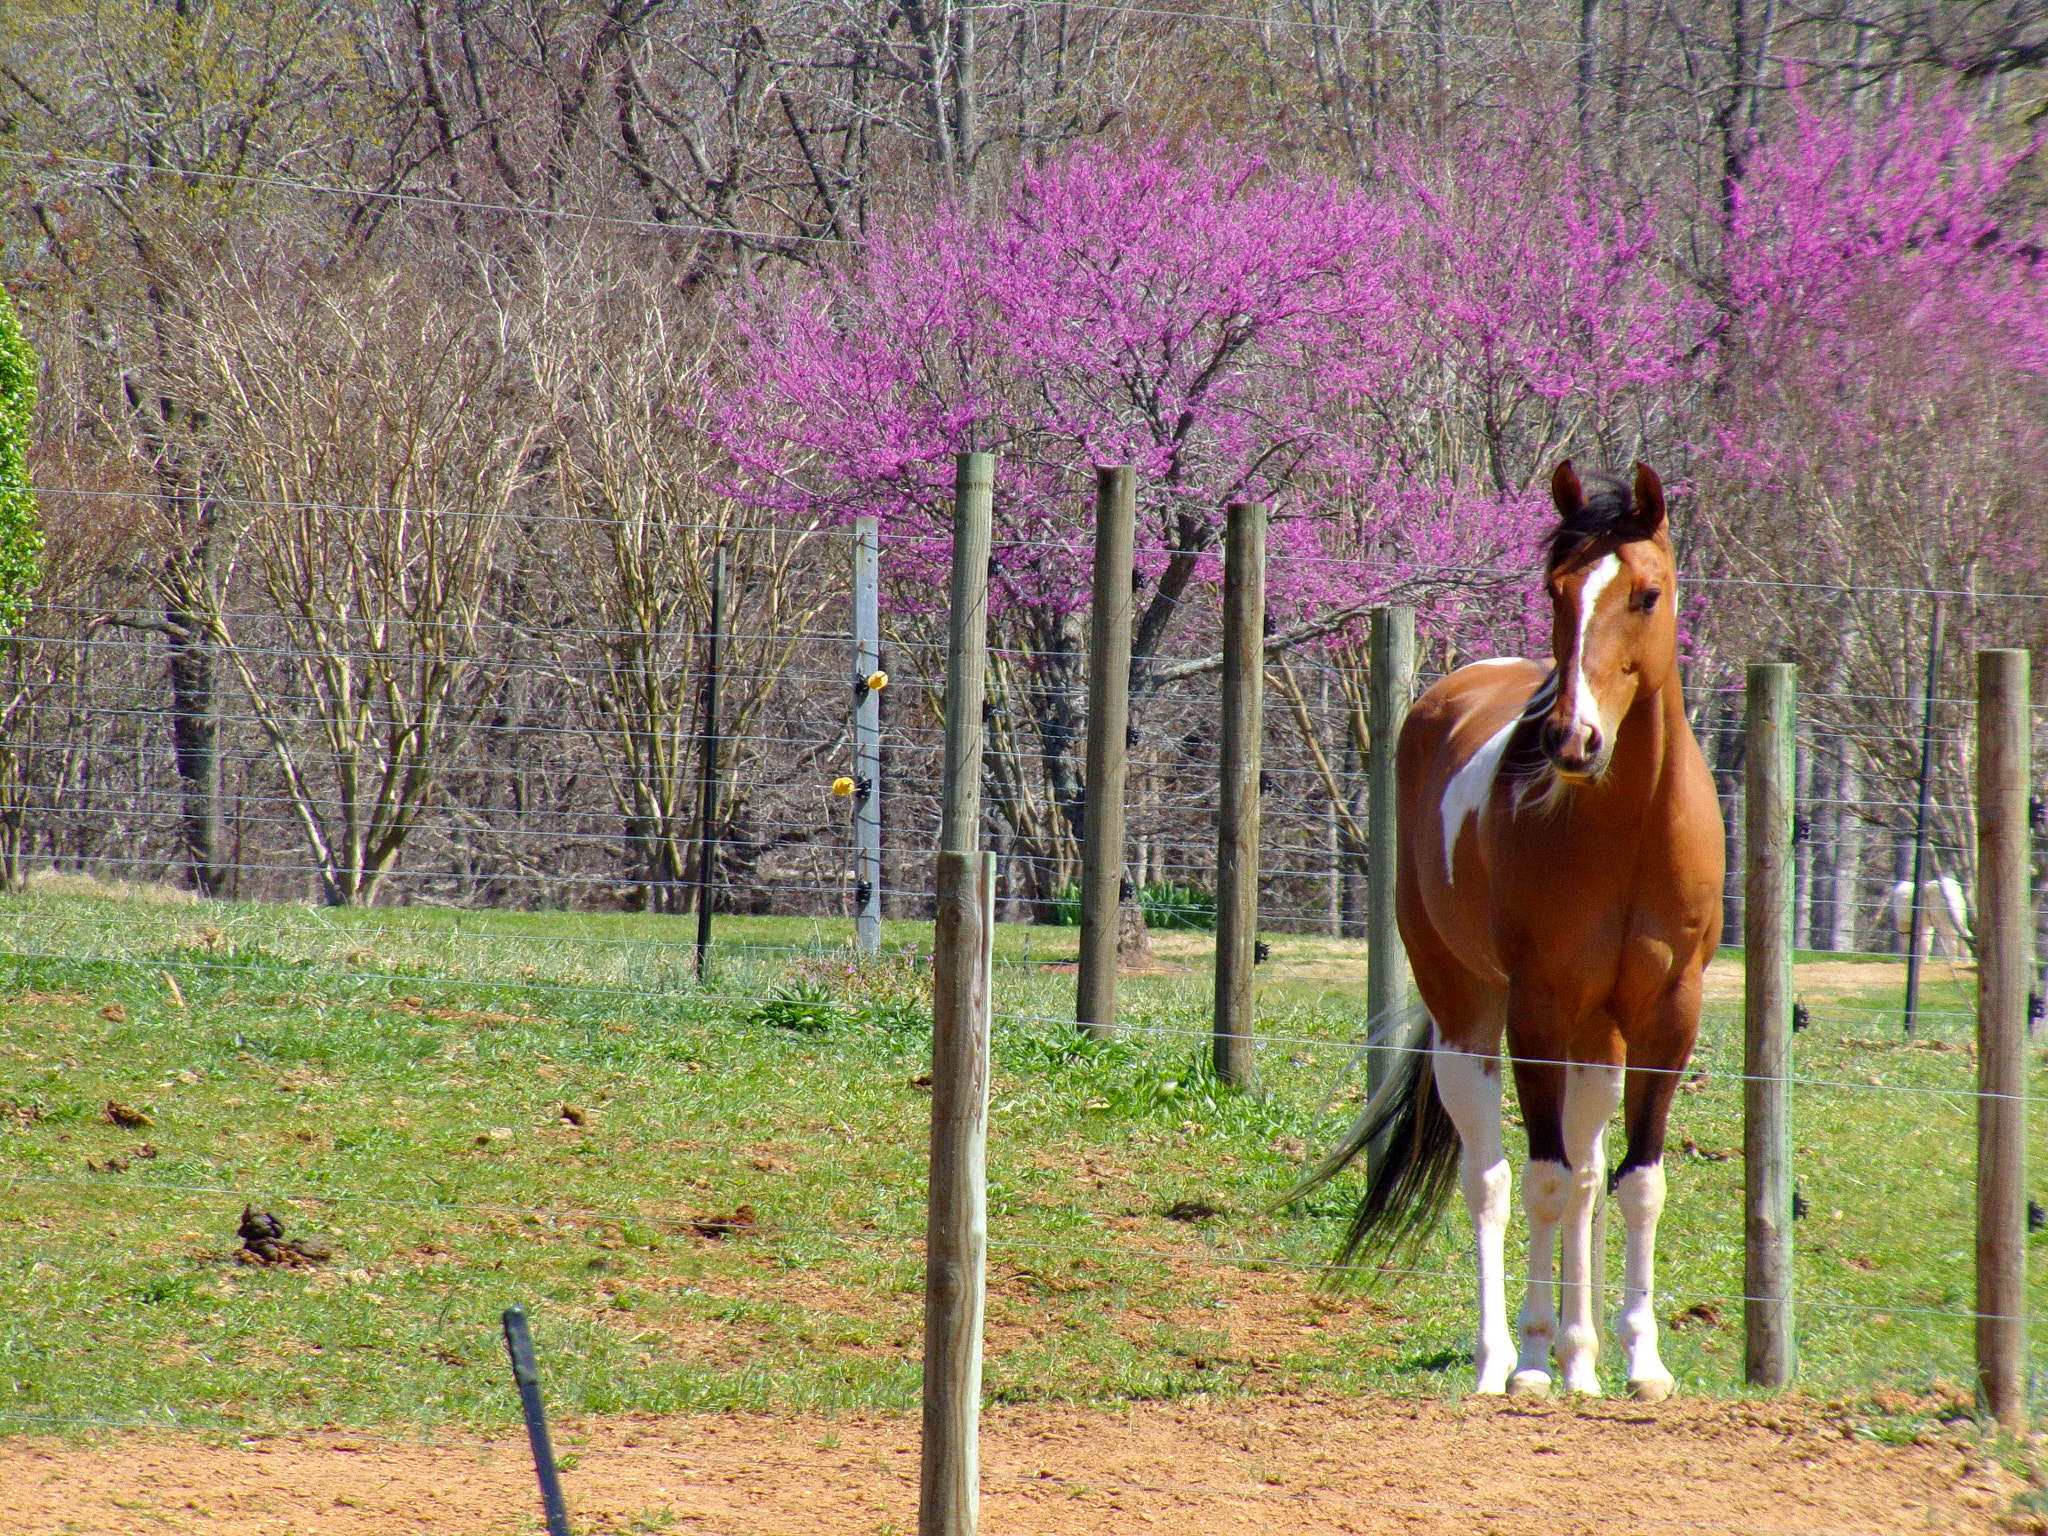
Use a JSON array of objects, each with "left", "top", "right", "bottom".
[{"left": 1, "top": 0, "right": 2045, "bottom": 955}]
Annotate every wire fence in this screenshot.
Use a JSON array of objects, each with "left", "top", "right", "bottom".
[
  {"left": 1, "top": 507, "right": 2043, "bottom": 1530},
  {"left": 6, "top": 505, "right": 2045, "bottom": 953}
]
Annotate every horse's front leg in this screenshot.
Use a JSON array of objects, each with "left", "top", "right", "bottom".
[
  {"left": 1506, "top": 1017, "right": 1618, "bottom": 1396},
  {"left": 1612, "top": 982, "right": 1699, "bottom": 1402},
  {"left": 1432, "top": 1035, "right": 1515, "bottom": 1394},
  {"left": 1511, "top": 1153, "right": 1566, "bottom": 1396},
  {"left": 1502, "top": 1053, "right": 1565, "bottom": 1397},
  {"left": 1556, "top": 1062, "right": 1624, "bottom": 1394}
]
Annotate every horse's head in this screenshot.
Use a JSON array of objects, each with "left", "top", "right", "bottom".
[{"left": 1538, "top": 460, "right": 1678, "bottom": 781}]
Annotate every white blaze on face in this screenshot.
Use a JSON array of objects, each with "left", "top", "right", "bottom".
[{"left": 1567, "top": 554, "right": 1623, "bottom": 746}]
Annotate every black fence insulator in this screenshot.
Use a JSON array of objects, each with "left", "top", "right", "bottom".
[
  {"left": 1792, "top": 1002, "right": 1810, "bottom": 1034},
  {"left": 854, "top": 775, "right": 873, "bottom": 801},
  {"left": 1792, "top": 813, "right": 1813, "bottom": 843},
  {"left": 2029, "top": 1199, "right": 2046, "bottom": 1235},
  {"left": 1792, "top": 1187, "right": 1809, "bottom": 1221},
  {"left": 2031, "top": 794, "right": 2045, "bottom": 833},
  {"left": 855, "top": 879, "right": 872, "bottom": 910},
  {"left": 2029, "top": 991, "right": 2045, "bottom": 1029},
  {"left": 1118, "top": 875, "right": 1133, "bottom": 903},
  {"left": 1258, "top": 770, "right": 1274, "bottom": 794},
  {"left": 1253, "top": 940, "right": 1271, "bottom": 965}
]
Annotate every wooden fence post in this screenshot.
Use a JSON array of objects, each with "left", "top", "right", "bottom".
[
  {"left": 1366, "top": 605, "right": 1414, "bottom": 1107},
  {"left": 1744, "top": 661, "right": 1796, "bottom": 1388},
  {"left": 693, "top": 549, "right": 726, "bottom": 982},
  {"left": 938, "top": 453, "right": 995, "bottom": 855},
  {"left": 1975, "top": 648, "right": 2031, "bottom": 1429},
  {"left": 1213, "top": 502, "right": 1265, "bottom": 1089},
  {"left": 920, "top": 450, "right": 995, "bottom": 1536},
  {"left": 1077, "top": 466, "right": 1135, "bottom": 1039},
  {"left": 853, "top": 518, "right": 883, "bottom": 953},
  {"left": 922, "top": 849, "right": 995, "bottom": 1536}
]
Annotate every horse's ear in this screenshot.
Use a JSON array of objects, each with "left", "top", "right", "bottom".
[
  {"left": 1550, "top": 460, "right": 1583, "bottom": 516},
  {"left": 1632, "top": 462, "right": 1667, "bottom": 535}
]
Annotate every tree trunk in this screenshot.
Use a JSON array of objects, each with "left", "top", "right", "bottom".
[
  {"left": 1342, "top": 729, "right": 1368, "bottom": 938},
  {"left": 1828, "top": 753, "right": 1864, "bottom": 951},
  {"left": 1578, "top": 0, "right": 1602, "bottom": 146},
  {"left": 1716, "top": 701, "right": 1745, "bottom": 947},
  {"left": 1792, "top": 734, "right": 1813, "bottom": 949},
  {"left": 165, "top": 612, "right": 226, "bottom": 900},
  {"left": 1024, "top": 612, "right": 1087, "bottom": 922},
  {"left": 1117, "top": 894, "right": 1153, "bottom": 968}
]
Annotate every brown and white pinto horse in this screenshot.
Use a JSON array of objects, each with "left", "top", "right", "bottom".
[{"left": 1294, "top": 461, "right": 1723, "bottom": 1401}]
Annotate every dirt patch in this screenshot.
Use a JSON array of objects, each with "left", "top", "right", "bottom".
[
  {"left": 0, "top": 1395, "right": 2019, "bottom": 1535},
  {"left": 1699, "top": 957, "right": 1940, "bottom": 1004}
]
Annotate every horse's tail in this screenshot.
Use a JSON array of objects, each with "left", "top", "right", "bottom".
[{"left": 1276, "top": 1012, "right": 1464, "bottom": 1270}]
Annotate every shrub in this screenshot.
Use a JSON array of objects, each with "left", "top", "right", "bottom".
[
  {"left": 745, "top": 980, "right": 848, "bottom": 1033},
  {"left": 1052, "top": 880, "right": 1218, "bottom": 931}
]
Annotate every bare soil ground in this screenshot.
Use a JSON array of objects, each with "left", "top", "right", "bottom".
[
  {"left": 2, "top": 1394, "right": 2027, "bottom": 1536},
  {"left": 1122, "top": 939, "right": 1940, "bottom": 1005}
]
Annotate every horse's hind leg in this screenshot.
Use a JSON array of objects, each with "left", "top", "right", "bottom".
[{"left": 1432, "top": 1030, "right": 1515, "bottom": 1395}]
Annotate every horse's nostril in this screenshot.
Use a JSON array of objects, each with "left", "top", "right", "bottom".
[{"left": 1584, "top": 726, "right": 1603, "bottom": 758}]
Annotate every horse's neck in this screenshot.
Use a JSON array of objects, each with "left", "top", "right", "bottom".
[{"left": 1606, "top": 674, "right": 1690, "bottom": 801}]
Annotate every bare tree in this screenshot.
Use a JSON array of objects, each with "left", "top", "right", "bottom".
[
  {"left": 521, "top": 245, "right": 841, "bottom": 910},
  {"left": 175, "top": 258, "right": 535, "bottom": 905}
]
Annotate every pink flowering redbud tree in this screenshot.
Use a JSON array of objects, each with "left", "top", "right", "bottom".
[
  {"left": 1315, "top": 115, "right": 1714, "bottom": 666},
  {"left": 720, "top": 138, "right": 1710, "bottom": 906},
  {"left": 722, "top": 146, "right": 1424, "bottom": 898},
  {"left": 1706, "top": 86, "right": 2048, "bottom": 658},
  {"left": 1698, "top": 84, "right": 2048, "bottom": 918}
]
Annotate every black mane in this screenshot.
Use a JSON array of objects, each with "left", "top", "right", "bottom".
[{"left": 1544, "top": 469, "right": 1648, "bottom": 574}]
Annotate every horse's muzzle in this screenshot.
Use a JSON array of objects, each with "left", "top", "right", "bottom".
[{"left": 1542, "top": 716, "right": 1606, "bottom": 779}]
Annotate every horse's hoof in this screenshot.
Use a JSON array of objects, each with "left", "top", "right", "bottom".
[
  {"left": 1507, "top": 1371, "right": 1552, "bottom": 1398},
  {"left": 1561, "top": 1375, "right": 1603, "bottom": 1397},
  {"left": 1628, "top": 1377, "right": 1674, "bottom": 1403}
]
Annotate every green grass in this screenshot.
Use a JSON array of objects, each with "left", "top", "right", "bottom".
[{"left": 0, "top": 887, "right": 2040, "bottom": 1445}]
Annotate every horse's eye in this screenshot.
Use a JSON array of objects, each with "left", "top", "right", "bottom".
[{"left": 1636, "top": 589, "right": 1661, "bottom": 614}]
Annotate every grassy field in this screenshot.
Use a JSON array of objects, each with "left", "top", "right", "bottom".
[{"left": 0, "top": 883, "right": 2040, "bottom": 1445}]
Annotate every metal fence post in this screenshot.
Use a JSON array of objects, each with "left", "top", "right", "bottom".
[
  {"left": 1078, "top": 466, "right": 1135, "bottom": 1039},
  {"left": 854, "top": 517, "right": 883, "bottom": 953},
  {"left": 1974, "top": 648, "right": 2030, "bottom": 1429},
  {"left": 693, "top": 549, "right": 726, "bottom": 981},
  {"left": 500, "top": 1306, "right": 572, "bottom": 1536},
  {"left": 1744, "top": 661, "right": 1796, "bottom": 1388},
  {"left": 1903, "top": 596, "right": 1945, "bottom": 1035},
  {"left": 1213, "top": 502, "right": 1265, "bottom": 1089}
]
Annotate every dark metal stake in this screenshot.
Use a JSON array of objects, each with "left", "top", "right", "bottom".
[
  {"left": 1903, "top": 595, "right": 1943, "bottom": 1036},
  {"left": 501, "top": 1305, "right": 572, "bottom": 1536},
  {"left": 695, "top": 549, "right": 727, "bottom": 982}
]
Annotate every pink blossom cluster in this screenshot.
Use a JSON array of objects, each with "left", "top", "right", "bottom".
[
  {"left": 1712, "top": 82, "right": 2048, "bottom": 594},
  {"left": 718, "top": 128, "right": 1704, "bottom": 658}
]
